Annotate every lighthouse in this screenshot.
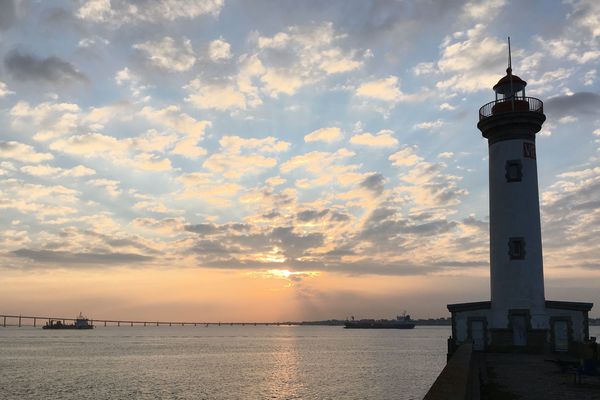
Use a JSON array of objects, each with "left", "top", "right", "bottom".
[
  {"left": 478, "top": 57, "right": 547, "bottom": 338},
  {"left": 447, "top": 40, "right": 592, "bottom": 353}
]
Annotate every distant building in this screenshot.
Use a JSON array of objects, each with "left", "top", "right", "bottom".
[{"left": 447, "top": 55, "right": 593, "bottom": 353}]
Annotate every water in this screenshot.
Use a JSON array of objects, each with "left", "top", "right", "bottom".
[{"left": 0, "top": 325, "right": 449, "bottom": 400}]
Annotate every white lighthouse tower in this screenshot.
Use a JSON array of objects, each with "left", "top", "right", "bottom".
[
  {"left": 447, "top": 40, "right": 592, "bottom": 353},
  {"left": 478, "top": 48, "right": 547, "bottom": 339}
]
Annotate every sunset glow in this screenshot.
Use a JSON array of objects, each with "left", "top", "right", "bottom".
[{"left": 1, "top": 0, "right": 600, "bottom": 321}]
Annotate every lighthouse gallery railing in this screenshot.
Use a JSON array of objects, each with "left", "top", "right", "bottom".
[{"left": 479, "top": 96, "right": 543, "bottom": 121}]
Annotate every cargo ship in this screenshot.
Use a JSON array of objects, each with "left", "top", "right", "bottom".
[
  {"left": 43, "top": 313, "right": 94, "bottom": 329},
  {"left": 344, "top": 314, "right": 415, "bottom": 329}
]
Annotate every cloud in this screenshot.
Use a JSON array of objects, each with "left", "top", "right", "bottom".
[
  {"left": 139, "top": 105, "right": 211, "bottom": 158},
  {"left": 435, "top": 25, "right": 506, "bottom": 93},
  {"left": 89, "top": 178, "right": 121, "bottom": 197},
  {"left": 114, "top": 68, "right": 151, "bottom": 101},
  {"left": 0, "top": 0, "right": 16, "bottom": 30},
  {"left": 4, "top": 50, "right": 88, "bottom": 85},
  {"left": 184, "top": 21, "right": 365, "bottom": 111},
  {"left": 208, "top": 38, "right": 233, "bottom": 61},
  {"left": 77, "top": 0, "right": 224, "bottom": 26},
  {"left": 355, "top": 76, "right": 404, "bottom": 102},
  {"left": 10, "top": 101, "right": 81, "bottom": 141},
  {"left": 0, "top": 180, "right": 80, "bottom": 220},
  {"left": 0, "top": 141, "right": 54, "bottom": 163},
  {"left": 221, "top": 136, "right": 291, "bottom": 154},
  {"left": 360, "top": 173, "right": 386, "bottom": 196},
  {"left": 583, "top": 69, "right": 596, "bottom": 86},
  {"left": 266, "top": 176, "right": 286, "bottom": 186},
  {"left": 202, "top": 136, "right": 290, "bottom": 179},
  {"left": 132, "top": 217, "right": 185, "bottom": 235},
  {"left": 50, "top": 133, "right": 124, "bottom": 156},
  {"left": 462, "top": 0, "right": 507, "bottom": 20},
  {"left": 185, "top": 78, "right": 253, "bottom": 111},
  {"left": 350, "top": 130, "right": 398, "bottom": 147},
  {"left": 11, "top": 249, "right": 152, "bottom": 266},
  {"left": 132, "top": 153, "right": 173, "bottom": 172},
  {"left": 281, "top": 148, "right": 355, "bottom": 174},
  {"left": 63, "top": 165, "right": 97, "bottom": 177},
  {"left": 185, "top": 222, "right": 325, "bottom": 266},
  {"left": 296, "top": 209, "right": 330, "bottom": 222},
  {"left": 413, "top": 62, "right": 437, "bottom": 76},
  {"left": 545, "top": 92, "right": 600, "bottom": 118},
  {"left": 134, "top": 36, "right": 196, "bottom": 72},
  {"left": 304, "top": 127, "right": 343, "bottom": 143},
  {"left": 78, "top": 36, "right": 110, "bottom": 49},
  {"left": 203, "top": 153, "right": 277, "bottom": 179},
  {"left": 177, "top": 172, "right": 243, "bottom": 205},
  {"left": 540, "top": 163, "right": 600, "bottom": 270},
  {"left": 254, "top": 22, "right": 365, "bottom": 96},
  {"left": 568, "top": 0, "right": 600, "bottom": 38},
  {"left": 0, "top": 81, "right": 14, "bottom": 97},
  {"left": 389, "top": 147, "right": 423, "bottom": 167},
  {"left": 414, "top": 120, "right": 445, "bottom": 130},
  {"left": 20, "top": 164, "right": 63, "bottom": 177}
]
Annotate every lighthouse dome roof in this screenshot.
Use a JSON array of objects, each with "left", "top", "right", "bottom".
[{"left": 493, "top": 69, "right": 527, "bottom": 94}]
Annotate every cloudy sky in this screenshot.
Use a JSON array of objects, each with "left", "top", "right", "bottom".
[{"left": 1, "top": 0, "right": 599, "bottom": 321}]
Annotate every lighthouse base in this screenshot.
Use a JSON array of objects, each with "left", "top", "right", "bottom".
[{"left": 447, "top": 300, "right": 593, "bottom": 355}]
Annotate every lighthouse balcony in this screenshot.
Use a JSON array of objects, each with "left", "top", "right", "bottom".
[{"left": 479, "top": 96, "right": 543, "bottom": 121}]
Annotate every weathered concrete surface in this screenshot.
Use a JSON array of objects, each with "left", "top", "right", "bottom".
[
  {"left": 424, "top": 344, "right": 479, "bottom": 400},
  {"left": 483, "top": 353, "right": 600, "bottom": 399}
]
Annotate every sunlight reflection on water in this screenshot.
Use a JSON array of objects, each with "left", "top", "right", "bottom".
[{"left": 0, "top": 325, "right": 453, "bottom": 400}]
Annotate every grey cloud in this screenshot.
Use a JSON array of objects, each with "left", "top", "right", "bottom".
[
  {"left": 330, "top": 211, "right": 351, "bottom": 222},
  {"left": 545, "top": 92, "right": 600, "bottom": 118},
  {"left": 403, "top": 220, "right": 457, "bottom": 235},
  {"left": 578, "top": 263, "right": 600, "bottom": 271},
  {"left": 4, "top": 50, "right": 88, "bottom": 85},
  {"left": 11, "top": 249, "right": 153, "bottom": 266},
  {"left": 271, "top": 227, "right": 324, "bottom": 257},
  {"left": 262, "top": 211, "right": 280, "bottom": 219},
  {"left": 297, "top": 209, "right": 329, "bottom": 222},
  {"left": 185, "top": 223, "right": 219, "bottom": 235},
  {"left": 186, "top": 223, "right": 325, "bottom": 262},
  {"left": 360, "top": 173, "right": 386, "bottom": 195},
  {"left": 193, "top": 240, "right": 238, "bottom": 255},
  {"left": 296, "top": 209, "right": 350, "bottom": 223},
  {"left": 365, "top": 207, "right": 397, "bottom": 224},
  {"left": 324, "top": 248, "right": 355, "bottom": 256},
  {"left": 185, "top": 223, "right": 250, "bottom": 236},
  {"left": 539, "top": 167, "right": 600, "bottom": 266},
  {"left": 201, "top": 257, "right": 440, "bottom": 277},
  {"left": 426, "top": 182, "right": 468, "bottom": 204},
  {"left": 231, "top": 0, "right": 468, "bottom": 49},
  {"left": 462, "top": 215, "right": 488, "bottom": 230},
  {"left": 0, "top": 0, "right": 16, "bottom": 30},
  {"left": 431, "top": 260, "right": 488, "bottom": 268}
]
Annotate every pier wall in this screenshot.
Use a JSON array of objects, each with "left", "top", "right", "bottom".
[{"left": 423, "top": 344, "right": 480, "bottom": 400}]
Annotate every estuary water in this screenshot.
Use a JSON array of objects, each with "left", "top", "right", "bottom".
[{"left": 0, "top": 325, "right": 449, "bottom": 400}]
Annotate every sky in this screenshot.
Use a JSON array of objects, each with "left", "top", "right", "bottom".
[{"left": 1, "top": 0, "right": 600, "bottom": 322}]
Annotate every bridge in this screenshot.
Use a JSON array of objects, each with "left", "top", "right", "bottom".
[{"left": 0, "top": 314, "right": 300, "bottom": 328}]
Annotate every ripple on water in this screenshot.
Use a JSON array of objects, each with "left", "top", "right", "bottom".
[{"left": 0, "top": 325, "right": 453, "bottom": 400}]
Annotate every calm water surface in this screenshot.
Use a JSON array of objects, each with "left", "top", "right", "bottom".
[{"left": 0, "top": 325, "right": 449, "bottom": 400}]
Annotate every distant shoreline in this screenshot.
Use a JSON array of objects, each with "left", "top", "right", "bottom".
[
  {"left": 299, "top": 318, "right": 600, "bottom": 326},
  {"left": 299, "top": 318, "right": 452, "bottom": 326}
]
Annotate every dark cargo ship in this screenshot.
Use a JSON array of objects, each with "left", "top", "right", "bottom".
[
  {"left": 43, "top": 313, "right": 94, "bottom": 329},
  {"left": 344, "top": 314, "right": 415, "bottom": 329}
]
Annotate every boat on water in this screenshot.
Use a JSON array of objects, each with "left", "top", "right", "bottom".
[
  {"left": 43, "top": 313, "right": 94, "bottom": 330},
  {"left": 344, "top": 313, "right": 415, "bottom": 329}
]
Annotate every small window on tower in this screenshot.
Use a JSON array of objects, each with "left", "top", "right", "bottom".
[
  {"left": 505, "top": 160, "right": 523, "bottom": 182},
  {"left": 508, "top": 237, "right": 526, "bottom": 260}
]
